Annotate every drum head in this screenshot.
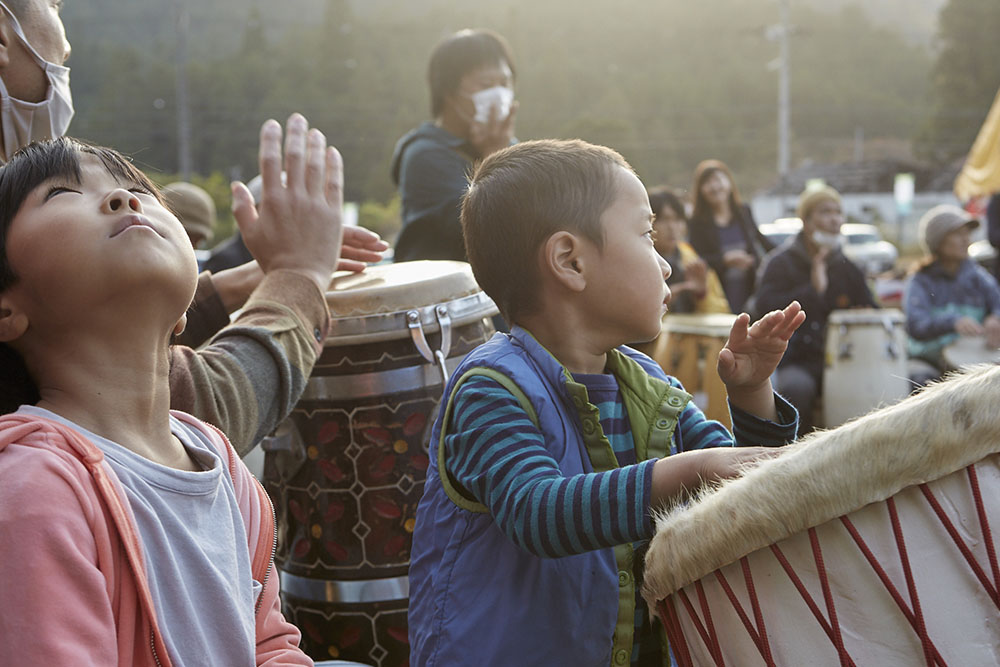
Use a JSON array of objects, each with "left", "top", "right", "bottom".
[
  {"left": 324, "top": 260, "right": 497, "bottom": 344},
  {"left": 327, "top": 261, "right": 481, "bottom": 315},
  {"left": 943, "top": 336, "right": 1000, "bottom": 369}
]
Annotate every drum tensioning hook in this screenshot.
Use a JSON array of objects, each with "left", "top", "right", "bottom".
[{"left": 407, "top": 306, "right": 452, "bottom": 383}]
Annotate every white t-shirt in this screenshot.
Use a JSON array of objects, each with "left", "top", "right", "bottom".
[{"left": 19, "top": 406, "right": 259, "bottom": 667}]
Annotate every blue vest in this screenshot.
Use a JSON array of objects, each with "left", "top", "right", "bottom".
[{"left": 408, "top": 326, "right": 690, "bottom": 666}]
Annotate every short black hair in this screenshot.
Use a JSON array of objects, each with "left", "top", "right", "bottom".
[
  {"left": 647, "top": 186, "right": 687, "bottom": 222},
  {"left": 462, "top": 139, "right": 633, "bottom": 323},
  {"left": 0, "top": 137, "right": 162, "bottom": 414},
  {"left": 428, "top": 29, "right": 516, "bottom": 118}
]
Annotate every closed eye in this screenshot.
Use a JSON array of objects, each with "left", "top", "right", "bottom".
[{"left": 44, "top": 185, "right": 80, "bottom": 201}]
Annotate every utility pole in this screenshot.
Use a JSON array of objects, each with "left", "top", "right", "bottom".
[
  {"left": 174, "top": 0, "right": 193, "bottom": 180},
  {"left": 766, "top": 0, "right": 792, "bottom": 212},
  {"left": 777, "top": 0, "right": 790, "bottom": 182}
]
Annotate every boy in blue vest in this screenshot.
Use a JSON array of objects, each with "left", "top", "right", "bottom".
[{"left": 408, "top": 139, "right": 804, "bottom": 666}]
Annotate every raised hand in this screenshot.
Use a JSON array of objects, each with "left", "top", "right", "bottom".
[
  {"left": 469, "top": 100, "right": 518, "bottom": 159},
  {"left": 231, "top": 113, "right": 344, "bottom": 291},
  {"left": 718, "top": 301, "right": 805, "bottom": 390}
]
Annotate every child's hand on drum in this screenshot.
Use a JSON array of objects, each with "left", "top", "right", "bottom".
[
  {"left": 232, "top": 113, "right": 345, "bottom": 292},
  {"left": 717, "top": 301, "right": 805, "bottom": 420},
  {"left": 651, "top": 446, "right": 781, "bottom": 505}
]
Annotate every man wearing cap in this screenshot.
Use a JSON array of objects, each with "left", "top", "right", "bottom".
[
  {"left": 905, "top": 205, "right": 1000, "bottom": 383},
  {"left": 753, "top": 185, "right": 876, "bottom": 430},
  {"left": 0, "top": 0, "right": 388, "bottom": 453},
  {"left": 162, "top": 181, "right": 217, "bottom": 249}
]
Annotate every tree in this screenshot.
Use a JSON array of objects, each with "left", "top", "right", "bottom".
[{"left": 916, "top": 0, "right": 1000, "bottom": 162}]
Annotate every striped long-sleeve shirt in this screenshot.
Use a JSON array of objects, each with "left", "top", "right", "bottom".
[{"left": 445, "top": 373, "right": 797, "bottom": 559}]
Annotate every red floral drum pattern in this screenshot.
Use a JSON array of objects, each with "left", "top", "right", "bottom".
[{"left": 265, "top": 321, "right": 493, "bottom": 666}]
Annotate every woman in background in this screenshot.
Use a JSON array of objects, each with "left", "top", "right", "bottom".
[{"left": 687, "top": 160, "right": 773, "bottom": 312}]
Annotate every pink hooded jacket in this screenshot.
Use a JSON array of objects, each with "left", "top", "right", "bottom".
[{"left": 0, "top": 411, "right": 313, "bottom": 667}]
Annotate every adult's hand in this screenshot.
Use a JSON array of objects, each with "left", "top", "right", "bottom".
[
  {"left": 469, "top": 100, "right": 518, "bottom": 159},
  {"left": 231, "top": 113, "right": 343, "bottom": 292}
]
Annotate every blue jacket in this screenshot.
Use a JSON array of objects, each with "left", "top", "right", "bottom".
[
  {"left": 390, "top": 122, "right": 475, "bottom": 262},
  {"left": 905, "top": 258, "right": 1000, "bottom": 365},
  {"left": 408, "top": 327, "right": 692, "bottom": 666}
]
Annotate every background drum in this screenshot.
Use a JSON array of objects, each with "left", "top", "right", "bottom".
[
  {"left": 823, "top": 308, "right": 909, "bottom": 428},
  {"left": 640, "top": 313, "right": 738, "bottom": 429},
  {"left": 942, "top": 335, "right": 1000, "bottom": 371},
  {"left": 642, "top": 365, "right": 1000, "bottom": 666},
  {"left": 263, "top": 261, "right": 497, "bottom": 666}
]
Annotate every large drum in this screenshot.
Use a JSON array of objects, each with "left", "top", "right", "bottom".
[
  {"left": 263, "top": 261, "right": 497, "bottom": 666},
  {"left": 823, "top": 308, "right": 909, "bottom": 427},
  {"left": 642, "top": 364, "right": 1000, "bottom": 666}
]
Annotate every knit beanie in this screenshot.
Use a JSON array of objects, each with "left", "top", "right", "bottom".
[
  {"left": 796, "top": 185, "right": 842, "bottom": 222},
  {"left": 162, "top": 182, "right": 216, "bottom": 244},
  {"left": 918, "top": 205, "right": 979, "bottom": 256}
]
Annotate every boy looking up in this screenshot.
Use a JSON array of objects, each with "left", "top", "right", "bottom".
[
  {"left": 0, "top": 117, "right": 333, "bottom": 665},
  {"left": 408, "top": 140, "right": 804, "bottom": 666}
]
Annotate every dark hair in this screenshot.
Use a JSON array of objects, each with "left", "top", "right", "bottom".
[
  {"left": 461, "top": 138, "right": 633, "bottom": 322},
  {"left": 428, "top": 29, "right": 516, "bottom": 118},
  {"left": 0, "top": 137, "right": 162, "bottom": 413},
  {"left": 690, "top": 159, "right": 745, "bottom": 223},
  {"left": 647, "top": 186, "right": 687, "bottom": 222}
]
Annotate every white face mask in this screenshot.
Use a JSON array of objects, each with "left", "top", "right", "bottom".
[
  {"left": 468, "top": 85, "right": 513, "bottom": 124},
  {"left": 812, "top": 230, "right": 842, "bottom": 250},
  {"left": 0, "top": 1, "right": 74, "bottom": 163}
]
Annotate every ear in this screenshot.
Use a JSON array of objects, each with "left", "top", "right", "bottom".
[
  {"left": 0, "top": 298, "right": 29, "bottom": 344},
  {"left": 541, "top": 231, "right": 589, "bottom": 293},
  {"left": 172, "top": 313, "right": 187, "bottom": 337}
]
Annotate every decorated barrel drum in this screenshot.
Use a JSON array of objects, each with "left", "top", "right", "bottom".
[{"left": 263, "top": 261, "right": 497, "bottom": 666}]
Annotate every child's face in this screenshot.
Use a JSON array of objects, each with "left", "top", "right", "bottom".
[
  {"left": 584, "top": 168, "right": 671, "bottom": 344},
  {"left": 653, "top": 204, "right": 687, "bottom": 256},
  {"left": 3, "top": 154, "right": 197, "bottom": 333}
]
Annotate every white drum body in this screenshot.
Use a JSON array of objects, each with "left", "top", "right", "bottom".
[
  {"left": 823, "top": 308, "right": 908, "bottom": 427},
  {"left": 659, "top": 456, "right": 1000, "bottom": 666},
  {"left": 644, "top": 365, "right": 1000, "bottom": 667}
]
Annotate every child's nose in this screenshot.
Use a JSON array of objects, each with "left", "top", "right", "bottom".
[
  {"left": 104, "top": 189, "right": 142, "bottom": 214},
  {"left": 659, "top": 254, "right": 672, "bottom": 280}
]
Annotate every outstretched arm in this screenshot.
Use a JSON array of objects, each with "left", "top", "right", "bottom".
[{"left": 169, "top": 114, "right": 352, "bottom": 453}]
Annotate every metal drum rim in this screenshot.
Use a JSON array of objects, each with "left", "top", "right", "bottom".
[{"left": 324, "top": 291, "right": 498, "bottom": 345}]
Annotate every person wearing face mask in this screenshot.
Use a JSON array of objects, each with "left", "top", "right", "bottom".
[
  {"left": 390, "top": 28, "right": 517, "bottom": 263},
  {"left": 0, "top": 1, "right": 388, "bottom": 456},
  {"left": 752, "top": 185, "right": 876, "bottom": 431},
  {"left": 0, "top": 0, "right": 72, "bottom": 162}
]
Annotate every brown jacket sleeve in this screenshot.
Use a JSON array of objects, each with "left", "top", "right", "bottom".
[{"left": 168, "top": 270, "right": 331, "bottom": 455}]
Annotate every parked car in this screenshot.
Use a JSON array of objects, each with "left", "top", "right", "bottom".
[
  {"left": 758, "top": 219, "right": 898, "bottom": 276},
  {"left": 840, "top": 223, "right": 899, "bottom": 276},
  {"left": 970, "top": 239, "right": 997, "bottom": 273},
  {"left": 758, "top": 218, "right": 803, "bottom": 248}
]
